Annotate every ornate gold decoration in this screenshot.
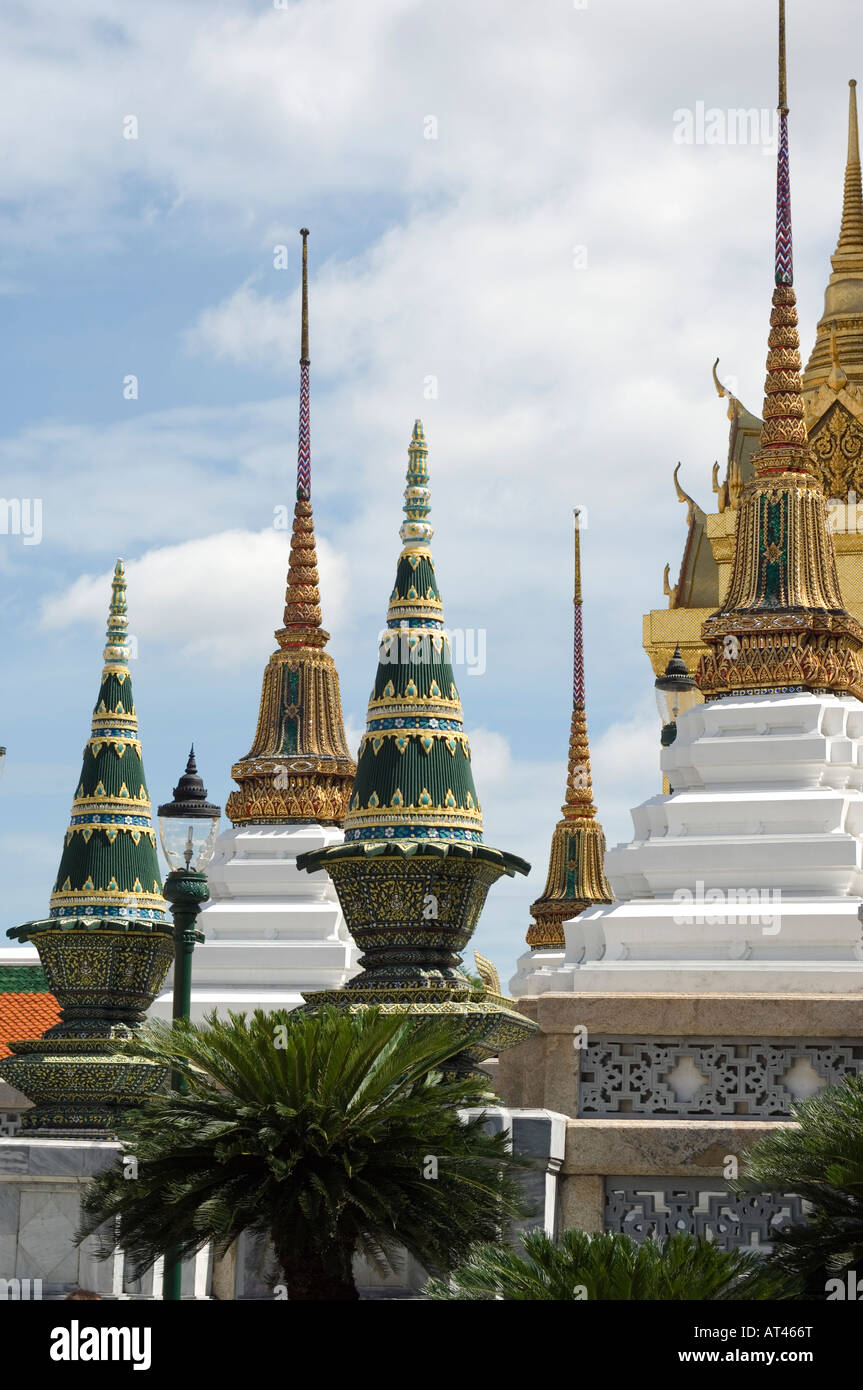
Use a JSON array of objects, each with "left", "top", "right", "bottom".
[
  {"left": 227, "top": 629, "right": 355, "bottom": 825},
  {"left": 808, "top": 401, "right": 863, "bottom": 498},
  {"left": 0, "top": 920, "right": 173, "bottom": 1134},
  {"left": 528, "top": 513, "right": 612, "bottom": 949},
  {"left": 673, "top": 462, "right": 701, "bottom": 524},
  {"left": 227, "top": 237, "right": 356, "bottom": 826},
  {"left": 300, "top": 847, "right": 536, "bottom": 1066},
  {"left": 647, "top": 82, "right": 863, "bottom": 701},
  {"left": 700, "top": 28, "right": 863, "bottom": 703},
  {"left": 804, "top": 80, "right": 863, "bottom": 398},
  {"left": 473, "top": 949, "right": 501, "bottom": 995}
]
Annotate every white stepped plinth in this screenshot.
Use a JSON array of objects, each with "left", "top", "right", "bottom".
[
  {"left": 149, "top": 822, "right": 359, "bottom": 1022},
  {"left": 512, "top": 693, "right": 863, "bottom": 997}
]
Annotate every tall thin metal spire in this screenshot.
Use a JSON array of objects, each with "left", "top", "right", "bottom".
[
  {"left": 777, "top": 0, "right": 787, "bottom": 110},
  {"left": 297, "top": 228, "right": 311, "bottom": 502},
  {"left": 833, "top": 81, "right": 863, "bottom": 268},
  {"left": 803, "top": 78, "right": 863, "bottom": 393},
  {"left": 225, "top": 226, "right": 356, "bottom": 827},
  {"left": 572, "top": 507, "right": 583, "bottom": 703},
  {"left": 759, "top": 0, "right": 805, "bottom": 456},
  {"left": 282, "top": 227, "right": 321, "bottom": 637},
  {"left": 527, "top": 511, "right": 611, "bottom": 949},
  {"left": 698, "top": 1, "right": 863, "bottom": 702},
  {"left": 774, "top": 0, "right": 792, "bottom": 287}
]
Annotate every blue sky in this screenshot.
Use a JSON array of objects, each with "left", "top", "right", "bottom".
[{"left": 1, "top": 0, "right": 861, "bottom": 983}]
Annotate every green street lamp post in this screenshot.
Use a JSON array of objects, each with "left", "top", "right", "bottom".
[{"left": 157, "top": 747, "right": 220, "bottom": 1301}]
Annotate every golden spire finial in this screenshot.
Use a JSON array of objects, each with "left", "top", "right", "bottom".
[
  {"left": 526, "top": 513, "right": 611, "bottom": 949},
  {"left": 832, "top": 80, "right": 863, "bottom": 272},
  {"left": 281, "top": 228, "right": 325, "bottom": 647},
  {"left": 698, "top": 4, "right": 863, "bottom": 703},
  {"left": 754, "top": 0, "right": 809, "bottom": 466},
  {"left": 102, "top": 558, "right": 131, "bottom": 675},
  {"left": 225, "top": 228, "right": 355, "bottom": 828},
  {"left": 804, "top": 79, "right": 863, "bottom": 393}
]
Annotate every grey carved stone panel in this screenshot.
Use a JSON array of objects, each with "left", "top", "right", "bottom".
[
  {"left": 605, "top": 1179, "right": 805, "bottom": 1251},
  {"left": 579, "top": 1038, "right": 863, "bottom": 1118}
]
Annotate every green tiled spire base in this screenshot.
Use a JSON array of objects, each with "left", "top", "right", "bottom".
[
  {"left": 0, "top": 565, "right": 173, "bottom": 1135},
  {"left": 298, "top": 842, "right": 536, "bottom": 1065},
  {"left": 298, "top": 424, "right": 536, "bottom": 1071},
  {"left": 0, "top": 1049, "right": 169, "bottom": 1136},
  {"left": 1, "top": 917, "right": 173, "bottom": 1133},
  {"left": 6, "top": 918, "right": 174, "bottom": 1034}
]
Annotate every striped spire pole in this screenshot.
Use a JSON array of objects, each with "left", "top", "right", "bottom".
[
  {"left": 572, "top": 508, "right": 584, "bottom": 707},
  {"left": 757, "top": 0, "right": 807, "bottom": 459},
  {"left": 297, "top": 228, "right": 311, "bottom": 502},
  {"left": 774, "top": 0, "right": 793, "bottom": 286}
]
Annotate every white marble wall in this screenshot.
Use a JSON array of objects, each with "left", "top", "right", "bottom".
[{"left": 0, "top": 1138, "right": 205, "bottom": 1299}]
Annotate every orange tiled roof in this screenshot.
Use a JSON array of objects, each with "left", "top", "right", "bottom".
[{"left": 0, "top": 992, "right": 60, "bottom": 1058}]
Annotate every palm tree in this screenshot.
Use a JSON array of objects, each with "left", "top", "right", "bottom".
[
  {"left": 427, "top": 1228, "right": 796, "bottom": 1300},
  {"left": 736, "top": 1075, "right": 863, "bottom": 1295},
  {"left": 76, "top": 1007, "right": 528, "bottom": 1300}
]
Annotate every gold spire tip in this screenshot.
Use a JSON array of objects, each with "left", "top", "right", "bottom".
[{"left": 849, "top": 79, "right": 860, "bottom": 163}]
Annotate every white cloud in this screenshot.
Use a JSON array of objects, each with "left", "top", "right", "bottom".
[
  {"left": 591, "top": 700, "right": 663, "bottom": 850},
  {"left": 466, "top": 727, "right": 513, "bottom": 790},
  {"left": 3, "top": 0, "right": 862, "bottom": 973},
  {"left": 38, "top": 527, "right": 350, "bottom": 669}
]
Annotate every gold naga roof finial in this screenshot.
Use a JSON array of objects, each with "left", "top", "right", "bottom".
[
  {"left": 712, "top": 357, "right": 728, "bottom": 399},
  {"left": 712, "top": 356, "right": 739, "bottom": 423},
  {"left": 526, "top": 510, "right": 612, "bottom": 949},
  {"left": 673, "top": 462, "right": 700, "bottom": 524},
  {"left": 698, "top": 0, "right": 863, "bottom": 702},
  {"left": 473, "top": 950, "right": 501, "bottom": 997}
]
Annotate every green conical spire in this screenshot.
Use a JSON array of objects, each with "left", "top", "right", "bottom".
[
  {"left": 344, "top": 421, "right": 483, "bottom": 846},
  {"left": 50, "top": 560, "right": 167, "bottom": 923}
]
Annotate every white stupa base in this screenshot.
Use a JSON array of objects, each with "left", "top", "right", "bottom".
[
  {"left": 0, "top": 946, "right": 40, "bottom": 970},
  {"left": 513, "top": 694, "right": 863, "bottom": 999},
  {"left": 149, "top": 822, "right": 358, "bottom": 1024},
  {"left": 510, "top": 949, "right": 568, "bottom": 997}
]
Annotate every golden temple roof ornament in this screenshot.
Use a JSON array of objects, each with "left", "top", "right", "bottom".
[
  {"left": 673, "top": 462, "right": 702, "bottom": 526},
  {"left": 226, "top": 229, "right": 356, "bottom": 826},
  {"left": 527, "top": 510, "right": 612, "bottom": 949},
  {"left": 698, "top": 0, "right": 863, "bottom": 702},
  {"left": 804, "top": 78, "right": 863, "bottom": 395}
]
